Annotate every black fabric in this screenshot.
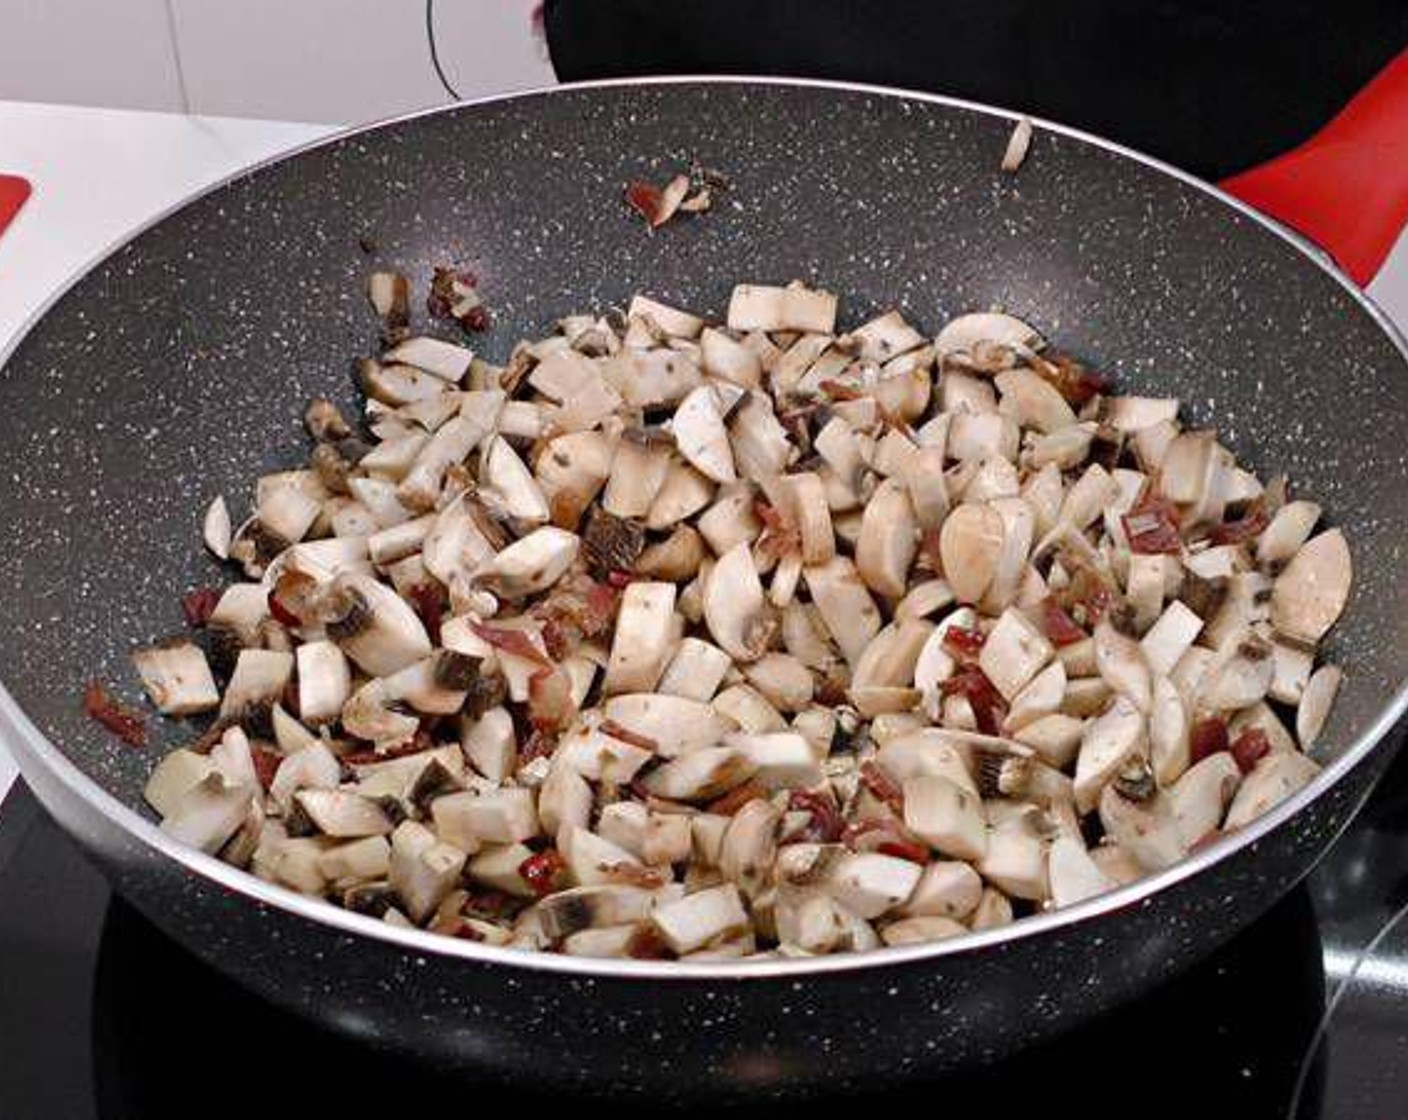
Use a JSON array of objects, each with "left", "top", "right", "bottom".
[{"left": 544, "top": 0, "right": 1408, "bottom": 180}]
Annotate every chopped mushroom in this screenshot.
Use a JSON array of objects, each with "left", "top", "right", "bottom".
[{"left": 132, "top": 274, "right": 1349, "bottom": 959}]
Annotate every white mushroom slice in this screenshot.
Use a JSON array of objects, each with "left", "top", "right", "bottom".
[
  {"left": 389, "top": 821, "right": 468, "bottom": 921},
  {"left": 160, "top": 774, "right": 255, "bottom": 855},
  {"left": 911, "top": 606, "right": 978, "bottom": 710},
  {"left": 977, "top": 828, "right": 1048, "bottom": 901},
  {"left": 899, "top": 861, "right": 983, "bottom": 920},
  {"left": 672, "top": 385, "right": 738, "bottom": 483},
  {"left": 1019, "top": 462, "right": 1064, "bottom": 539},
  {"left": 433, "top": 788, "right": 538, "bottom": 847},
  {"left": 145, "top": 749, "right": 218, "bottom": 817},
  {"left": 1058, "top": 463, "right": 1120, "bottom": 530},
  {"left": 700, "top": 327, "right": 763, "bottom": 388},
  {"left": 596, "top": 801, "right": 649, "bottom": 858},
  {"left": 871, "top": 427, "right": 921, "bottom": 479},
  {"left": 1093, "top": 618, "right": 1152, "bottom": 712},
  {"left": 537, "top": 763, "right": 593, "bottom": 844},
  {"left": 978, "top": 607, "right": 1054, "bottom": 701},
  {"left": 465, "top": 842, "right": 537, "bottom": 898},
  {"left": 1140, "top": 600, "right": 1204, "bottom": 677},
  {"left": 939, "top": 502, "right": 1006, "bottom": 605},
  {"left": 903, "top": 775, "right": 987, "bottom": 861},
  {"left": 652, "top": 883, "right": 751, "bottom": 954},
  {"left": 703, "top": 542, "right": 772, "bottom": 663},
  {"left": 1097, "top": 787, "right": 1186, "bottom": 872},
  {"left": 843, "top": 310, "right": 925, "bottom": 362},
  {"left": 1149, "top": 675, "right": 1191, "bottom": 787},
  {"left": 219, "top": 649, "right": 294, "bottom": 719},
  {"left": 996, "top": 368, "right": 1076, "bottom": 433},
  {"left": 1184, "top": 544, "right": 1241, "bottom": 583},
  {"left": 643, "top": 812, "right": 693, "bottom": 866},
  {"left": 948, "top": 412, "right": 1020, "bottom": 463},
  {"left": 326, "top": 573, "right": 431, "bottom": 677},
  {"left": 480, "top": 436, "right": 549, "bottom": 524},
  {"left": 803, "top": 556, "right": 882, "bottom": 668},
  {"left": 485, "top": 527, "right": 580, "bottom": 597},
  {"left": 1297, "top": 664, "right": 1342, "bottom": 750},
  {"left": 727, "top": 284, "right": 838, "bottom": 334},
  {"left": 728, "top": 732, "right": 822, "bottom": 789},
  {"left": 897, "top": 579, "right": 956, "bottom": 621},
  {"left": 728, "top": 391, "right": 793, "bottom": 481},
  {"left": 610, "top": 348, "right": 702, "bottom": 408},
  {"left": 601, "top": 580, "right": 677, "bottom": 696},
  {"left": 718, "top": 799, "right": 781, "bottom": 897},
  {"left": 602, "top": 693, "right": 732, "bottom": 757},
  {"left": 1056, "top": 636, "right": 1097, "bottom": 678},
  {"left": 269, "top": 743, "right": 341, "bottom": 809},
  {"left": 132, "top": 641, "right": 219, "bottom": 716},
  {"left": 1257, "top": 500, "right": 1322, "bottom": 569},
  {"left": 457, "top": 706, "right": 515, "bottom": 782},
  {"left": 536, "top": 430, "right": 613, "bottom": 530},
  {"left": 935, "top": 312, "right": 1042, "bottom": 366},
  {"left": 656, "top": 638, "right": 733, "bottom": 702},
  {"left": 496, "top": 399, "right": 544, "bottom": 439},
  {"left": 1125, "top": 552, "right": 1166, "bottom": 633},
  {"left": 646, "top": 460, "right": 715, "bottom": 530},
  {"left": 1198, "top": 632, "right": 1274, "bottom": 712},
  {"left": 1048, "top": 834, "right": 1116, "bottom": 907},
  {"left": 1169, "top": 754, "right": 1241, "bottom": 847},
  {"left": 318, "top": 836, "right": 391, "bottom": 883},
  {"left": 341, "top": 677, "right": 419, "bottom": 749},
  {"left": 712, "top": 684, "right": 788, "bottom": 733},
  {"left": 360, "top": 359, "right": 454, "bottom": 406},
  {"left": 962, "top": 886, "right": 1009, "bottom": 930},
  {"left": 771, "top": 332, "right": 833, "bottom": 393},
  {"left": 853, "top": 618, "right": 933, "bottom": 690},
  {"left": 697, "top": 482, "right": 762, "bottom": 555},
  {"left": 396, "top": 391, "right": 504, "bottom": 510},
  {"left": 1074, "top": 696, "right": 1146, "bottom": 814},
  {"left": 850, "top": 686, "right": 921, "bottom": 717},
  {"left": 855, "top": 478, "right": 918, "bottom": 599},
  {"left": 1013, "top": 713, "right": 1086, "bottom": 769},
  {"left": 743, "top": 654, "right": 814, "bottom": 713},
  {"left": 203, "top": 495, "right": 232, "bottom": 560},
  {"left": 1005, "top": 661, "right": 1066, "bottom": 732},
  {"left": 1158, "top": 430, "right": 1215, "bottom": 506},
  {"left": 536, "top": 884, "right": 662, "bottom": 940},
  {"left": 347, "top": 476, "right": 415, "bottom": 529},
  {"left": 826, "top": 853, "right": 923, "bottom": 919},
  {"left": 1063, "top": 677, "right": 1114, "bottom": 718},
  {"left": 1270, "top": 529, "right": 1351, "bottom": 646},
  {"left": 528, "top": 348, "right": 597, "bottom": 401},
  {"left": 256, "top": 484, "right": 321, "bottom": 547},
  {"left": 1027, "top": 423, "right": 1095, "bottom": 471},
  {"left": 1104, "top": 396, "right": 1179, "bottom": 434},
  {"left": 295, "top": 639, "right": 351, "bottom": 726},
  {"left": 384, "top": 337, "right": 474, "bottom": 383},
  {"left": 627, "top": 295, "right": 705, "bottom": 340},
  {"left": 295, "top": 790, "right": 394, "bottom": 838},
  {"left": 367, "top": 514, "right": 434, "bottom": 566},
  {"left": 1224, "top": 751, "right": 1321, "bottom": 830},
  {"left": 640, "top": 747, "right": 758, "bottom": 801},
  {"left": 785, "top": 472, "right": 835, "bottom": 564},
  {"left": 1269, "top": 641, "right": 1314, "bottom": 706},
  {"left": 1170, "top": 645, "right": 1216, "bottom": 706}
]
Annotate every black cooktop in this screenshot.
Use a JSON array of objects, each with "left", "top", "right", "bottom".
[{"left": 2, "top": 737, "right": 1407, "bottom": 1120}]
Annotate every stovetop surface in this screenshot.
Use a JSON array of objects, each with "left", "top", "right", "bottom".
[{"left": 2, "top": 735, "right": 1408, "bottom": 1119}]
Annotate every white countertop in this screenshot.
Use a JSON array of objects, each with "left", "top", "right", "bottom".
[{"left": 2, "top": 97, "right": 1408, "bottom": 802}]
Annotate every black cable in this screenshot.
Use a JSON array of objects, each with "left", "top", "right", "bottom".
[{"left": 425, "top": 0, "right": 462, "bottom": 101}]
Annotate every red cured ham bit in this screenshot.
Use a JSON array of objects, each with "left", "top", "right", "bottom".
[
  {"left": 599, "top": 719, "right": 659, "bottom": 752},
  {"left": 1038, "top": 598, "right": 1087, "bottom": 646},
  {"left": 518, "top": 849, "right": 567, "bottom": 896},
  {"left": 859, "top": 759, "right": 905, "bottom": 815},
  {"left": 266, "top": 588, "right": 302, "bottom": 628},
  {"left": 624, "top": 180, "right": 664, "bottom": 225},
  {"left": 1230, "top": 728, "right": 1272, "bottom": 773},
  {"left": 1036, "top": 354, "right": 1110, "bottom": 405},
  {"left": 407, "top": 584, "right": 445, "bottom": 644},
  {"left": 1189, "top": 717, "right": 1230, "bottom": 764},
  {"left": 180, "top": 586, "right": 222, "bottom": 628},
  {"left": 1209, "top": 505, "right": 1270, "bottom": 546},
  {"left": 528, "top": 667, "right": 574, "bottom": 732},
  {"left": 470, "top": 622, "right": 552, "bottom": 667},
  {"left": 250, "top": 743, "right": 282, "bottom": 791},
  {"left": 520, "top": 727, "right": 557, "bottom": 763},
  {"left": 82, "top": 680, "right": 147, "bottom": 747},
  {"left": 707, "top": 780, "right": 770, "bottom": 816},
  {"left": 786, "top": 789, "right": 844, "bottom": 842},
  {"left": 940, "top": 669, "right": 1007, "bottom": 735},
  {"left": 842, "top": 819, "right": 929, "bottom": 864},
  {"left": 1123, "top": 495, "right": 1183, "bottom": 554},
  {"left": 941, "top": 625, "right": 986, "bottom": 664}
]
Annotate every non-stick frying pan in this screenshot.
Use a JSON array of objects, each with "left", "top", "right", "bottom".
[{"left": 3, "top": 75, "right": 1408, "bottom": 1100}]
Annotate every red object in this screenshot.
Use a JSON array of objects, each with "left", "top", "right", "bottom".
[
  {"left": 81, "top": 680, "right": 147, "bottom": 747},
  {"left": 940, "top": 668, "right": 1008, "bottom": 735},
  {"left": 1123, "top": 495, "right": 1183, "bottom": 555},
  {"left": 1038, "top": 599, "right": 1087, "bottom": 646},
  {"left": 518, "top": 849, "right": 567, "bottom": 896},
  {"left": 180, "top": 586, "right": 222, "bottom": 628},
  {"left": 1221, "top": 47, "right": 1408, "bottom": 285},
  {"left": 1209, "top": 504, "right": 1270, "bottom": 546},
  {"left": 1230, "top": 728, "right": 1272, "bottom": 774},
  {"left": 0, "top": 176, "right": 30, "bottom": 243},
  {"left": 941, "top": 625, "right": 987, "bottom": 663},
  {"left": 1190, "top": 717, "right": 1231, "bottom": 765}
]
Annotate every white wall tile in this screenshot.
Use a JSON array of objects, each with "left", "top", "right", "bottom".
[
  {"left": 170, "top": 0, "right": 553, "bottom": 124},
  {"left": 0, "top": 0, "right": 185, "bottom": 112}
]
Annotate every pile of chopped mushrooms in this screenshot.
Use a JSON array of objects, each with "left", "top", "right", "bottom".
[{"left": 127, "top": 274, "right": 1351, "bottom": 960}]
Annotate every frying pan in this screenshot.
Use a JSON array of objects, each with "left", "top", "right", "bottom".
[{"left": 2, "top": 73, "right": 1408, "bottom": 1100}]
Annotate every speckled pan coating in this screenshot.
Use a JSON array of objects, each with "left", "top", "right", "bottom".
[{"left": 1, "top": 79, "right": 1407, "bottom": 1096}]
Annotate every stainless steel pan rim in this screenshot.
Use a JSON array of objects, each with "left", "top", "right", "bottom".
[{"left": 2, "top": 74, "right": 1404, "bottom": 981}]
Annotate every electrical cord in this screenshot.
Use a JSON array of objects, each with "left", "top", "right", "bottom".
[{"left": 425, "top": 0, "right": 462, "bottom": 101}]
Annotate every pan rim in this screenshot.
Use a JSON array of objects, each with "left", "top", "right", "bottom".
[{"left": 2, "top": 73, "right": 1406, "bottom": 981}]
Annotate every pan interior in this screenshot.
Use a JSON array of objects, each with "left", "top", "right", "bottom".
[{"left": 0, "top": 81, "right": 1403, "bottom": 826}]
